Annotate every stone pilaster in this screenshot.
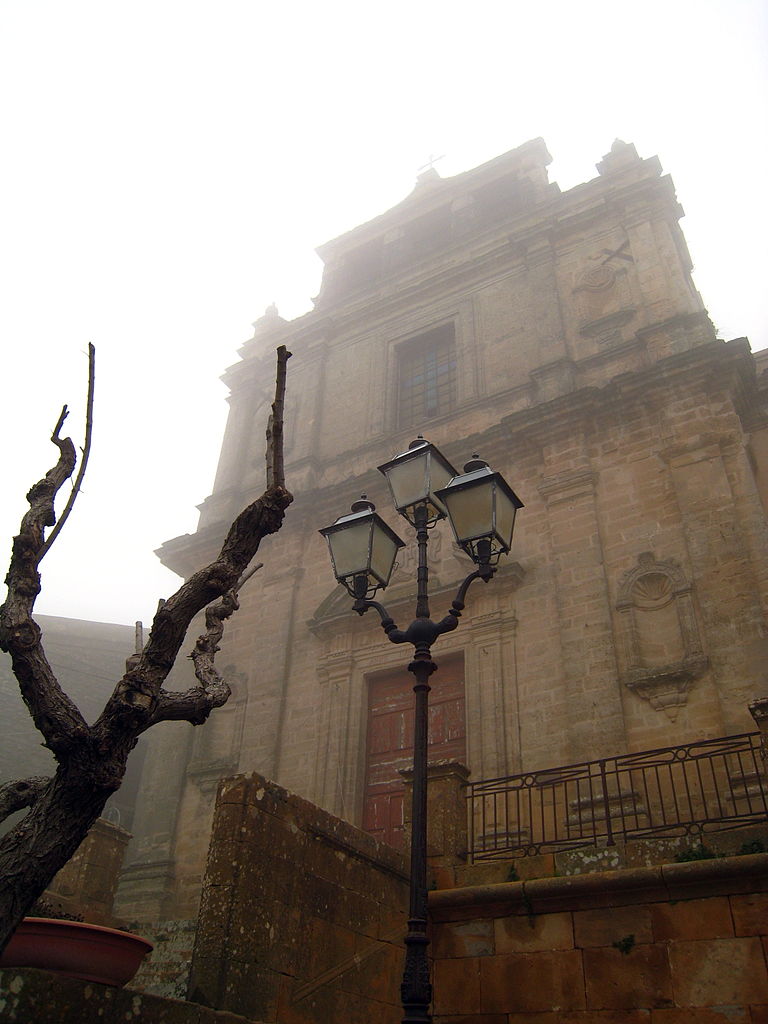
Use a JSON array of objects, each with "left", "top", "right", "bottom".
[
  {"left": 401, "top": 760, "right": 470, "bottom": 870},
  {"left": 314, "top": 649, "right": 358, "bottom": 819},
  {"left": 464, "top": 606, "right": 520, "bottom": 779},
  {"left": 539, "top": 463, "right": 625, "bottom": 760},
  {"left": 525, "top": 239, "right": 568, "bottom": 364},
  {"left": 662, "top": 437, "right": 767, "bottom": 732}
]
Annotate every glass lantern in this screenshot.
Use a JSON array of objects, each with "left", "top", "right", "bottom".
[
  {"left": 436, "top": 458, "right": 523, "bottom": 564},
  {"left": 319, "top": 497, "right": 405, "bottom": 598},
  {"left": 377, "top": 438, "right": 458, "bottom": 526}
]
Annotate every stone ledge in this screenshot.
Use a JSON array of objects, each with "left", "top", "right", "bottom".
[
  {"left": 429, "top": 852, "right": 768, "bottom": 922},
  {"left": 0, "top": 967, "right": 260, "bottom": 1024},
  {"left": 217, "top": 772, "right": 409, "bottom": 880}
]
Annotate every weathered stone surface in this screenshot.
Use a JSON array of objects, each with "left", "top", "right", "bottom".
[
  {"left": 574, "top": 905, "right": 653, "bottom": 948},
  {"left": 479, "top": 949, "right": 586, "bottom": 1013},
  {"left": 432, "top": 918, "right": 495, "bottom": 958},
  {"left": 584, "top": 945, "right": 673, "bottom": 1010},
  {"left": 0, "top": 967, "right": 261, "bottom": 1023},
  {"left": 650, "top": 1009, "right": 751, "bottom": 1023},
  {"left": 649, "top": 897, "right": 734, "bottom": 942},
  {"left": 495, "top": 910, "right": 574, "bottom": 953},
  {"left": 667, "top": 937, "right": 768, "bottom": 1006},
  {"left": 128, "top": 919, "right": 198, "bottom": 1001},
  {"left": 187, "top": 772, "right": 407, "bottom": 1021},
  {"left": 730, "top": 893, "right": 768, "bottom": 937},
  {"left": 432, "top": 956, "right": 482, "bottom": 1015}
]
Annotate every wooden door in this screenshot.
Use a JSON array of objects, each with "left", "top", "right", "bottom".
[{"left": 362, "top": 657, "right": 465, "bottom": 850}]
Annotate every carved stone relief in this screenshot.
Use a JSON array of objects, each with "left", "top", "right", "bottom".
[
  {"left": 573, "top": 251, "right": 636, "bottom": 343},
  {"left": 616, "top": 552, "right": 707, "bottom": 719}
]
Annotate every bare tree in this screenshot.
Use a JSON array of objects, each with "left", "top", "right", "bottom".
[{"left": 0, "top": 345, "right": 292, "bottom": 952}]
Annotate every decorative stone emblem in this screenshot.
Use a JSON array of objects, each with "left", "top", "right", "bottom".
[
  {"left": 573, "top": 248, "right": 636, "bottom": 341},
  {"left": 575, "top": 263, "right": 616, "bottom": 292},
  {"left": 616, "top": 552, "right": 707, "bottom": 718}
]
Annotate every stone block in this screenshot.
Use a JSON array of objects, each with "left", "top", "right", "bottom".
[
  {"left": 584, "top": 945, "right": 673, "bottom": 1010},
  {"left": 432, "top": 955, "right": 482, "bottom": 1015},
  {"left": 431, "top": 865, "right": 457, "bottom": 889},
  {"left": 495, "top": 910, "right": 574, "bottom": 953},
  {"left": 455, "top": 862, "right": 516, "bottom": 888},
  {"left": 479, "top": 949, "right": 586, "bottom": 1013},
  {"left": 433, "top": 1017, "right": 507, "bottom": 1024},
  {"left": 667, "top": 937, "right": 768, "bottom": 1006},
  {"left": 662, "top": 856, "right": 768, "bottom": 902},
  {"left": 303, "top": 916, "right": 357, "bottom": 981},
  {"left": 275, "top": 974, "right": 342, "bottom": 1024},
  {"left": 341, "top": 936, "right": 402, "bottom": 1004},
  {"left": 526, "top": 866, "right": 667, "bottom": 914},
  {"left": 650, "top": 1009, "right": 751, "bottom": 1023},
  {"left": 512, "top": 854, "right": 556, "bottom": 881},
  {"left": 203, "top": 839, "right": 243, "bottom": 888},
  {"left": 518, "top": 1014, "right": 651, "bottom": 1023},
  {"left": 217, "top": 774, "right": 251, "bottom": 806},
  {"left": 730, "top": 893, "right": 768, "bottom": 936},
  {"left": 214, "top": 957, "right": 279, "bottom": 1022},
  {"left": 650, "top": 897, "right": 733, "bottom": 941},
  {"left": 574, "top": 905, "right": 653, "bottom": 948},
  {"left": 337, "top": 989, "right": 402, "bottom": 1024},
  {"left": 432, "top": 918, "right": 495, "bottom": 958}
]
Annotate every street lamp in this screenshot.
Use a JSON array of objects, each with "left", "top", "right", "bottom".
[{"left": 320, "top": 437, "right": 523, "bottom": 1024}]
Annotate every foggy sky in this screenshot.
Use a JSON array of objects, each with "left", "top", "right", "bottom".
[{"left": 1, "top": 0, "right": 766, "bottom": 626}]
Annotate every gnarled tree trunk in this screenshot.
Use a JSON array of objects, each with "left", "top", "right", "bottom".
[{"left": 0, "top": 345, "right": 292, "bottom": 952}]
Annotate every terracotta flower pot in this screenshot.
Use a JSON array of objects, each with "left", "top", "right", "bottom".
[{"left": 0, "top": 917, "right": 153, "bottom": 986}]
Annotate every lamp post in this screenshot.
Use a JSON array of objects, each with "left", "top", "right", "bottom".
[{"left": 320, "top": 438, "right": 523, "bottom": 1024}]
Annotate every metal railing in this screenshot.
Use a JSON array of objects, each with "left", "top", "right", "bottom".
[{"left": 467, "top": 732, "right": 768, "bottom": 860}]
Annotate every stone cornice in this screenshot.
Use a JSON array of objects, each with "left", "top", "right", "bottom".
[
  {"left": 429, "top": 852, "right": 768, "bottom": 920},
  {"left": 501, "top": 333, "right": 756, "bottom": 447}
]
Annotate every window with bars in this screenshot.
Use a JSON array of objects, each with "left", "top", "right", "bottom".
[{"left": 397, "top": 324, "right": 457, "bottom": 429}]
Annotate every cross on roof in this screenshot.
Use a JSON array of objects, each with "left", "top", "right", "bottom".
[{"left": 417, "top": 153, "right": 445, "bottom": 175}]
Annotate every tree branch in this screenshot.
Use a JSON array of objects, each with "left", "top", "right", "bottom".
[
  {"left": 146, "top": 560, "right": 264, "bottom": 728},
  {"left": 0, "top": 777, "right": 50, "bottom": 825},
  {"left": 94, "top": 348, "right": 293, "bottom": 738},
  {"left": 0, "top": 392, "right": 90, "bottom": 755},
  {"left": 37, "top": 343, "right": 95, "bottom": 563},
  {"left": 266, "top": 344, "right": 291, "bottom": 489}
]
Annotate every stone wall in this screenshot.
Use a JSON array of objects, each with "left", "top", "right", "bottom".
[
  {"left": 429, "top": 853, "right": 768, "bottom": 1021},
  {"left": 187, "top": 771, "right": 409, "bottom": 1023},
  {"left": 127, "top": 919, "right": 198, "bottom": 1001},
  {"left": 4, "top": 774, "right": 768, "bottom": 1022},
  {"left": 189, "top": 772, "right": 768, "bottom": 1022},
  {"left": 0, "top": 968, "right": 258, "bottom": 1024}
]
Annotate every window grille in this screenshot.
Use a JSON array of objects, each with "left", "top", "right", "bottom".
[{"left": 397, "top": 324, "right": 456, "bottom": 429}]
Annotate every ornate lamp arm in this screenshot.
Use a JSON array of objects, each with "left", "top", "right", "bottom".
[
  {"left": 435, "top": 562, "right": 496, "bottom": 635},
  {"left": 352, "top": 597, "right": 409, "bottom": 643}
]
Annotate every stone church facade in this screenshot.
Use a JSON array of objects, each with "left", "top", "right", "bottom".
[{"left": 117, "top": 138, "right": 768, "bottom": 922}]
